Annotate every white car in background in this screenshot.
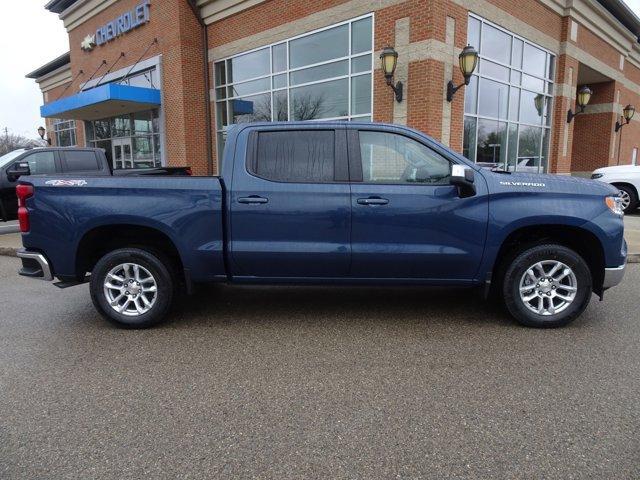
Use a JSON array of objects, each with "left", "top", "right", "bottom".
[{"left": 591, "top": 165, "right": 640, "bottom": 214}]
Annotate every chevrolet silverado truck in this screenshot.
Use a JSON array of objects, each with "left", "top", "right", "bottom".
[{"left": 14, "top": 122, "right": 627, "bottom": 329}]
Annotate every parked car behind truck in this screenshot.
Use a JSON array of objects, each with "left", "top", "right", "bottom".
[
  {"left": 0, "top": 147, "right": 190, "bottom": 221},
  {"left": 14, "top": 122, "right": 627, "bottom": 329},
  {"left": 592, "top": 164, "right": 640, "bottom": 214}
]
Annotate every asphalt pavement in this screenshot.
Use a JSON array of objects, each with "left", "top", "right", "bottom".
[{"left": 0, "top": 255, "right": 638, "bottom": 479}]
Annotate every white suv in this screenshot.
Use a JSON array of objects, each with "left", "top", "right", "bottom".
[{"left": 591, "top": 165, "right": 640, "bottom": 214}]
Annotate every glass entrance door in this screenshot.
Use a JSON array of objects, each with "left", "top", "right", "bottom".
[{"left": 112, "top": 138, "right": 133, "bottom": 169}]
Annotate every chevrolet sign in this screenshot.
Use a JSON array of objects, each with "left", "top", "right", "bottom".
[{"left": 89, "top": 1, "right": 150, "bottom": 49}]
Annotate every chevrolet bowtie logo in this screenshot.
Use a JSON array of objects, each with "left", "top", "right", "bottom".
[{"left": 81, "top": 34, "right": 96, "bottom": 51}]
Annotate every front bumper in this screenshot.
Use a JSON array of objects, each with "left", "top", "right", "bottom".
[
  {"left": 603, "top": 264, "right": 626, "bottom": 289},
  {"left": 17, "top": 249, "right": 53, "bottom": 281}
]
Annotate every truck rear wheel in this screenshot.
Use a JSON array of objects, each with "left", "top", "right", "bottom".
[
  {"left": 502, "top": 244, "right": 592, "bottom": 328},
  {"left": 90, "top": 248, "right": 174, "bottom": 328}
]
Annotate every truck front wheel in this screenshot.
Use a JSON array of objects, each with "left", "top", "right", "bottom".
[
  {"left": 502, "top": 244, "right": 592, "bottom": 328},
  {"left": 90, "top": 248, "right": 174, "bottom": 328}
]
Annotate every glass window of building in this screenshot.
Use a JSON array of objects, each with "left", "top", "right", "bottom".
[
  {"left": 464, "top": 15, "right": 555, "bottom": 173},
  {"left": 85, "top": 109, "right": 161, "bottom": 169},
  {"left": 214, "top": 15, "right": 373, "bottom": 157},
  {"left": 53, "top": 119, "right": 76, "bottom": 147}
]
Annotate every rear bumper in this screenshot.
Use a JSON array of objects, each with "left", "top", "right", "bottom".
[
  {"left": 603, "top": 264, "right": 626, "bottom": 289},
  {"left": 17, "top": 249, "right": 53, "bottom": 281}
]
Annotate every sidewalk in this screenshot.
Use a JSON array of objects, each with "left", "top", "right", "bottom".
[
  {"left": 1, "top": 217, "right": 640, "bottom": 262},
  {"left": 0, "top": 233, "right": 20, "bottom": 257}
]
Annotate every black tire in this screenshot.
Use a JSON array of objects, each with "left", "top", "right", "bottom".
[
  {"left": 90, "top": 248, "right": 174, "bottom": 328},
  {"left": 616, "top": 184, "right": 638, "bottom": 214},
  {"left": 502, "top": 244, "right": 592, "bottom": 328}
]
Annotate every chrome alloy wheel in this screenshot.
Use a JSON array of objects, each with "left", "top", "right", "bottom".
[
  {"left": 619, "top": 189, "right": 631, "bottom": 210},
  {"left": 103, "top": 263, "right": 157, "bottom": 316},
  {"left": 519, "top": 260, "right": 577, "bottom": 316}
]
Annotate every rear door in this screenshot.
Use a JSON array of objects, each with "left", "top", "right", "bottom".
[
  {"left": 347, "top": 126, "right": 488, "bottom": 281},
  {"left": 230, "top": 126, "right": 351, "bottom": 279}
]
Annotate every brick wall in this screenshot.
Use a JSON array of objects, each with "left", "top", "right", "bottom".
[{"left": 59, "top": 0, "right": 210, "bottom": 174}]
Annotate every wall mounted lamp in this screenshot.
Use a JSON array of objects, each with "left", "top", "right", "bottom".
[
  {"left": 37, "top": 126, "right": 51, "bottom": 145},
  {"left": 566, "top": 86, "right": 592, "bottom": 123},
  {"left": 380, "top": 46, "right": 403, "bottom": 102},
  {"left": 446, "top": 45, "right": 478, "bottom": 102},
  {"left": 615, "top": 104, "right": 635, "bottom": 165}
]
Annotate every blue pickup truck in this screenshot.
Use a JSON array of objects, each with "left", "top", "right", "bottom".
[{"left": 14, "top": 122, "right": 627, "bottom": 328}]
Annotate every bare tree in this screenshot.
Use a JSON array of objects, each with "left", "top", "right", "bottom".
[
  {"left": 292, "top": 93, "right": 326, "bottom": 121},
  {"left": 0, "top": 129, "right": 41, "bottom": 156}
]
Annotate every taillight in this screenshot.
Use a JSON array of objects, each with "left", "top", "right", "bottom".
[{"left": 16, "top": 184, "right": 34, "bottom": 233}]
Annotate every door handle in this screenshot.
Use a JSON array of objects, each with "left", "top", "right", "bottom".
[
  {"left": 238, "top": 195, "right": 268, "bottom": 204},
  {"left": 357, "top": 197, "right": 389, "bottom": 205}
]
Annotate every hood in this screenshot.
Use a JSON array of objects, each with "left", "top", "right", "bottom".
[
  {"left": 484, "top": 171, "right": 619, "bottom": 196},
  {"left": 593, "top": 165, "right": 640, "bottom": 175}
]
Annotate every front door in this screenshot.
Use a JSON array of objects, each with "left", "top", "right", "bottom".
[
  {"left": 230, "top": 127, "right": 351, "bottom": 279},
  {"left": 348, "top": 127, "right": 488, "bottom": 281},
  {"left": 112, "top": 138, "right": 133, "bottom": 170}
]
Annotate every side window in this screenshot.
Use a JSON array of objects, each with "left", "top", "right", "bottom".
[
  {"left": 23, "top": 151, "right": 56, "bottom": 175},
  {"left": 62, "top": 151, "right": 100, "bottom": 171},
  {"left": 252, "top": 130, "right": 335, "bottom": 182},
  {"left": 358, "top": 131, "right": 451, "bottom": 185}
]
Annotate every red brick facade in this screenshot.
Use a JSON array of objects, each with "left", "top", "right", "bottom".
[{"left": 33, "top": 0, "right": 640, "bottom": 175}]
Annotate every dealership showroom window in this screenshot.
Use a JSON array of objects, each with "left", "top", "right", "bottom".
[
  {"left": 214, "top": 15, "right": 373, "bottom": 157},
  {"left": 463, "top": 15, "right": 555, "bottom": 173}
]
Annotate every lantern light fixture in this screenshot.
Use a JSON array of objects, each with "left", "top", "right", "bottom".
[
  {"left": 615, "top": 104, "right": 635, "bottom": 165},
  {"left": 615, "top": 104, "right": 635, "bottom": 132},
  {"left": 567, "top": 85, "right": 593, "bottom": 123},
  {"left": 380, "top": 46, "right": 403, "bottom": 102},
  {"left": 446, "top": 45, "right": 479, "bottom": 102},
  {"left": 37, "top": 126, "right": 51, "bottom": 145}
]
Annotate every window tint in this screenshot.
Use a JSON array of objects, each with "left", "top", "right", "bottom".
[
  {"left": 358, "top": 132, "right": 451, "bottom": 185},
  {"left": 23, "top": 151, "right": 56, "bottom": 175},
  {"left": 63, "top": 151, "right": 99, "bottom": 171},
  {"left": 253, "top": 130, "right": 335, "bottom": 182}
]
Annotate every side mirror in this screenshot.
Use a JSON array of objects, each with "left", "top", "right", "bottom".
[
  {"left": 450, "top": 164, "right": 476, "bottom": 198},
  {"left": 6, "top": 162, "right": 31, "bottom": 182}
]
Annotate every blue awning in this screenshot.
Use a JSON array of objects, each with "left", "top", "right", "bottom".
[{"left": 40, "top": 83, "right": 161, "bottom": 120}]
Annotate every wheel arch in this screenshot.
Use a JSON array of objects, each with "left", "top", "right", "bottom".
[
  {"left": 491, "top": 224, "right": 606, "bottom": 296},
  {"left": 75, "top": 223, "right": 186, "bottom": 287}
]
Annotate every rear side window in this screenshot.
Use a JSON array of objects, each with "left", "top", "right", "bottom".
[
  {"left": 23, "top": 151, "right": 56, "bottom": 175},
  {"left": 252, "top": 130, "right": 335, "bottom": 182},
  {"left": 62, "top": 151, "right": 100, "bottom": 171}
]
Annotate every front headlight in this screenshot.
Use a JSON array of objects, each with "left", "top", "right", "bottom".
[
  {"left": 605, "top": 196, "right": 624, "bottom": 215},
  {"left": 591, "top": 173, "right": 604, "bottom": 179}
]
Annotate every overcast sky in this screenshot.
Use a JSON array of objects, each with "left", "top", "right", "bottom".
[{"left": 1, "top": 0, "right": 640, "bottom": 140}]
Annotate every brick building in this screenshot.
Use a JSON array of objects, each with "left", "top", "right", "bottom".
[{"left": 26, "top": 0, "right": 640, "bottom": 176}]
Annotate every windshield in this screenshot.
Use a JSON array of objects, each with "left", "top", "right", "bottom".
[{"left": 0, "top": 149, "right": 26, "bottom": 169}]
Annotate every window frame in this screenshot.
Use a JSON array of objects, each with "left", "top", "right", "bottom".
[
  {"left": 214, "top": 14, "right": 375, "bottom": 159},
  {"left": 246, "top": 127, "right": 349, "bottom": 184},
  {"left": 464, "top": 13, "right": 556, "bottom": 174},
  {"left": 53, "top": 119, "right": 77, "bottom": 147},
  {"left": 347, "top": 128, "right": 456, "bottom": 186}
]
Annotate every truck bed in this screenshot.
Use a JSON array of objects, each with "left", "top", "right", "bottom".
[{"left": 22, "top": 175, "right": 225, "bottom": 283}]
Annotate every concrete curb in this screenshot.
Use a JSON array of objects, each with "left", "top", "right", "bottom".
[
  {"left": 1, "top": 247, "right": 638, "bottom": 262},
  {"left": 0, "top": 247, "right": 18, "bottom": 257}
]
